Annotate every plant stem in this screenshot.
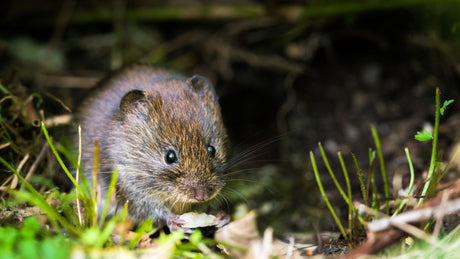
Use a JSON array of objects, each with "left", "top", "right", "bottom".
[{"left": 418, "top": 88, "right": 441, "bottom": 206}]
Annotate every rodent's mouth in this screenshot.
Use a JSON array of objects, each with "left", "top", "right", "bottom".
[
  {"left": 167, "top": 199, "right": 202, "bottom": 215},
  {"left": 164, "top": 192, "right": 217, "bottom": 215}
]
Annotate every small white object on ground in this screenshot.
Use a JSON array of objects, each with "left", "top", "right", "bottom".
[{"left": 179, "top": 212, "right": 217, "bottom": 228}]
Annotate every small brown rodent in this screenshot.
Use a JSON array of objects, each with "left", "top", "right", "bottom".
[{"left": 76, "top": 65, "right": 230, "bottom": 230}]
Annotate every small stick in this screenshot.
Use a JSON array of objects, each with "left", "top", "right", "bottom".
[
  {"left": 367, "top": 198, "right": 460, "bottom": 233},
  {"left": 12, "top": 154, "right": 29, "bottom": 189},
  {"left": 345, "top": 178, "right": 460, "bottom": 258},
  {"left": 21, "top": 143, "right": 49, "bottom": 190},
  {"left": 44, "top": 114, "right": 73, "bottom": 127}
]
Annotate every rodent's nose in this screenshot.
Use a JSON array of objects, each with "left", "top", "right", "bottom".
[{"left": 191, "top": 186, "right": 211, "bottom": 202}]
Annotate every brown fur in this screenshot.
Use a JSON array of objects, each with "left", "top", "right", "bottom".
[{"left": 76, "top": 65, "right": 229, "bottom": 224}]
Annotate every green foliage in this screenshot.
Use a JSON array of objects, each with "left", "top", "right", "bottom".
[
  {"left": 415, "top": 130, "right": 433, "bottom": 141},
  {"left": 310, "top": 88, "right": 456, "bottom": 247},
  {"left": 81, "top": 220, "right": 117, "bottom": 248},
  {"left": 7, "top": 38, "right": 65, "bottom": 72},
  {"left": 1, "top": 121, "right": 224, "bottom": 258},
  {"left": 383, "top": 225, "right": 460, "bottom": 258},
  {"left": 151, "top": 230, "right": 223, "bottom": 258},
  {"left": 0, "top": 83, "right": 10, "bottom": 94},
  {"left": 127, "top": 218, "right": 155, "bottom": 249},
  {"left": 0, "top": 217, "right": 72, "bottom": 259},
  {"left": 174, "top": 230, "right": 222, "bottom": 258},
  {"left": 310, "top": 150, "right": 349, "bottom": 243},
  {"left": 417, "top": 89, "right": 448, "bottom": 205},
  {"left": 0, "top": 155, "right": 79, "bottom": 235},
  {"left": 440, "top": 99, "right": 454, "bottom": 115}
]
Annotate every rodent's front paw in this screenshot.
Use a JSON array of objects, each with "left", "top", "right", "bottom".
[
  {"left": 166, "top": 214, "right": 194, "bottom": 234},
  {"left": 215, "top": 211, "right": 231, "bottom": 229}
]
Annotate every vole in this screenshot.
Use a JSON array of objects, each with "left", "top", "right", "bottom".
[{"left": 76, "top": 65, "right": 230, "bottom": 231}]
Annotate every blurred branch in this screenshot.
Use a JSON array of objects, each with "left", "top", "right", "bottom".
[
  {"left": 67, "top": 0, "right": 453, "bottom": 24},
  {"left": 9, "top": 0, "right": 454, "bottom": 27},
  {"left": 207, "top": 40, "right": 304, "bottom": 73},
  {"left": 35, "top": 74, "right": 100, "bottom": 88}
]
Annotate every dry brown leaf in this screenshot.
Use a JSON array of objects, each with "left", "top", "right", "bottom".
[{"left": 216, "top": 210, "right": 313, "bottom": 258}]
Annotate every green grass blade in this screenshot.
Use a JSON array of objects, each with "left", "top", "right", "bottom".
[
  {"left": 1, "top": 121, "right": 21, "bottom": 153},
  {"left": 440, "top": 144, "right": 460, "bottom": 181},
  {"left": 310, "top": 151, "right": 348, "bottom": 241},
  {"left": 368, "top": 148, "right": 380, "bottom": 212},
  {"left": 42, "top": 122, "right": 97, "bottom": 227},
  {"left": 41, "top": 122, "right": 84, "bottom": 195},
  {"left": 0, "top": 157, "right": 80, "bottom": 236},
  {"left": 92, "top": 140, "right": 100, "bottom": 225},
  {"left": 371, "top": 125, "right": 390, "bottom": 215},
  {"left": 56, "top": 143, "right": 91, "bottom": 196},
  {"left": 352, "top": 153, "right": 368, "bottom": 205},
  {"left": 122, "top": 200, "right": 129, "bottom": 223},
  {"left": 393, "top": 148, "right": 415, "bottom": 216},
  {"left": 318, "top": 143, "right": 351, "bottom": 205},
  {"left": 128, "top": 218, "right": 155, "bottom": 248},
  {"left": 100, "top": 169, "right": 118, "bottom": 227},
  {"left": 337, "top": 152, "right": 353, "bottom": 240}
]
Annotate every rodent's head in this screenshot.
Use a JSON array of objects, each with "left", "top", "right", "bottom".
[{"left": 111, "top": 75, "right": 228, "bottom": 214}]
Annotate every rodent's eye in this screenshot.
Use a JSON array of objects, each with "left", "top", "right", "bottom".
[
  {"left": 165, "top": 150, "right": 178, "bottom": 164},
  {"left": 207, "top": 145, "right": 216, "bottom": 158}
]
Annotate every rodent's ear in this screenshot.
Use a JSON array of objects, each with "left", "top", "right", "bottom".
[
  {"left": 187, "top": 75, "right": 218, "bottom": 101},
  {"left": 119, "top": 90, "right": 146, "bottom": 115}
]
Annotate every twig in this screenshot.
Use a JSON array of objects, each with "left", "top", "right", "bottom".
[
  {"left": 44, "top": 114, "right": 73, "bottom": 127},
  {"left": 390, "top": 220, "right": 432, "bottom": 242},
  {"left": 367, "top": 197, "right": 460, "bottom": 232},
  {"left": 61, "top": 1, "right": 452, "bottom": 25},
  {"left": 35, "top": 74, "right": 100, "bottom": 88},
  {"left": 207, "top": 40, "right": 304, "bottom": 74},
  {"left": 433, "top": 192, "right": 449, "bottom": 237},
  {"left": 0, "top": 142, "right": 11, "bottom": 149},
  {"left": 286, "top": 235, "right": 295, "bottom": 259},
  {"left": 11, "top": 154, "right": 30, "bottom": 189},
  {"left": 344, "top": 178, "right": 460, "bottom": 258},
  {"left": 45, "top": 93, "right": 72, "bottom": 113},
  {"left": 21, "top": 143, "right": 49, "bottom": 191}
]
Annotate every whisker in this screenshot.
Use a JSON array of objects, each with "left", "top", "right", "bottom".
[
  {"left": 224, "top": 178, "right": 256, "bottom": 183},
  {"left": 222, "top": 186, "right": 248, "bottom": 204},
  {"left": 222, "top": 168, "right": 262, "bottom": 177},
  {"left": 216, "top": 193, "right": 230, "bottom": 211}
]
